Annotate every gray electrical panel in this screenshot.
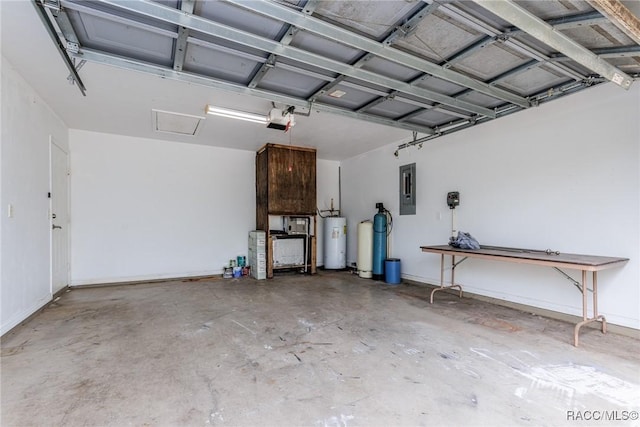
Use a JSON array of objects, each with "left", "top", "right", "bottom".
[{"left": 399, "top": 163, "right": 416, "bottom": 215}]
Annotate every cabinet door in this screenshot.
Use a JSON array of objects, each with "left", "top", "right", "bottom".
[{"left": 267, "top": 146, "right": 316, "bottom": 214}]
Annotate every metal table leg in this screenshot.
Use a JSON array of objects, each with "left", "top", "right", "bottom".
[
  {"left": 430, "top": 254, "right": 463, "bottom": 303},
  {"left": 573, "top": 270, "right": 607, "bottom": 346}
]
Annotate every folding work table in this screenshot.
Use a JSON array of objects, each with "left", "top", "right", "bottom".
[{"left": 420, "top": 245, "right": 629, "bottom": 346}]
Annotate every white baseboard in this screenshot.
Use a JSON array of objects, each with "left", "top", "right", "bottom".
[
  {"left": 401, "top": 273, "right": 639, "bottom": 334},
  {"left": 1, "top": 293, "right": 51, "bottom": 336}
]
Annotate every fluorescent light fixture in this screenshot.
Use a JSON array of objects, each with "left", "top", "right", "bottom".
[{"left": 205, "top": 105, "right": 267, "bottom": 124}]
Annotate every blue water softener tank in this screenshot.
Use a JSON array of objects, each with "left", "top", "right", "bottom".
[{"left": 372, "top": 203, "right": 387, "bottom": 280}]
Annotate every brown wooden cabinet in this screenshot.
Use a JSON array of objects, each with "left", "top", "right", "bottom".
[{"left": 256, "top": 143, "right": 317, "bottom": 278}]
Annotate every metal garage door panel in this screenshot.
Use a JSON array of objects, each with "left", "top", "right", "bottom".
[
  {"left": 316, "top": 84, "right": 381, "bottom": 110},
  {"left": 65, "top": 0, "right": 178, "bottom": 30},
  {"left": 607, "top": 56, "right": 640, "bottom": 73},
  {"left": 454, "top": 43, "right": 531, "bottom": 81},
  {"left": 499, "top": 67, "right": 571, "bottom": 96},
  {"left": 258, "top": 68, "right": 328, "bottom": 98},
  {"left": 367, "top": 99, "right": 423, "bottom": 119},
  {"left": 68, "top": 12, "right": 174, "bottom": 66},
  {"left": 183, "top": 43, "right": 260, "bottom": 84},
  {"left": 275, "top": 57, "right": 337, "bottom": 81},
  {"left": 518, "top": 0, "right": 592, "bottom": 20},
  {"left": 290, "top": 30, "right": 363, "bottom": 64},
  {"left": 361, "top": 56, "right": 423, "bottom": 82},
  {"left": 187, "top": 30, "right": 268, "bottom": 62},
  {"left": 414, "top": 76, "right": 467, "bottom": 97},
  {"left": 341, "top": 78, "right": 392, "bottom": 97},
  {"left": 457, "top": 91, "right": 505, "bottom": 110},
  {"left": 198, "top": 0, "right": 286, "bottom": 40},
  {"left": 406, "top": 109, "right": 462, "bottom": 127},
  {"left": 562, "top": 25, "right": 636, "bottom": 49},
  {"left": 314, "top": 0, "right": 420, "bottom": 39},
  {"left": 395, "top": 12, "right": 481, "bottom": 63},
  {"left": 32, "top": 0, "right": 639, "bottom": 146}
]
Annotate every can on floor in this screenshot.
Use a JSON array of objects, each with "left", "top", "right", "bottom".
[{"left": 385, "top": 258, "right": 401, "bottom": 285}]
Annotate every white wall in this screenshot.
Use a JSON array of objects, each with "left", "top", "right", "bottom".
[
  {"left": 341, "top": 83, "right": 640, "bottom": 329},
  {"left": 69, "top": 132, "right": 341, "bottom": 284},
  {"left": 1, "top": 57, "right": 69, "bottom": 334},
  {"left": 69, "top": 131, "right": 256, "bottom": 284}
]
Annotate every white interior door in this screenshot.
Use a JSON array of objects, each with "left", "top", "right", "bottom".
[{"left": 51, "top": 139, "right": 69, "bottom": 294}]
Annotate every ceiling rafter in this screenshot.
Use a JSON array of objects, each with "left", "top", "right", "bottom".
[
  {"left": 225, "top": 0, "right": 530, "bottom": 108},
  {"left": 83, "top": 0, "right": 496, "bottom": 118}
]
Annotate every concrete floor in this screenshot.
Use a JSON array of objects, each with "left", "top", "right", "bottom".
[{"left": 2, "top": 271, "right": 639, "bottom": 427}]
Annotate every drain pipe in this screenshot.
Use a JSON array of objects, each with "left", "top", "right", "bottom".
[{"left": 338, "top": 166, "right": 342, "bottom": 215}]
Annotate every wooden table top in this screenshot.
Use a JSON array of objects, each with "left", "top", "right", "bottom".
[{"left": 420, "top": 245, "right": 629, "bottom": 271}]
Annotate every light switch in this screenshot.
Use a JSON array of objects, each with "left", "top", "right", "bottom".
[{"left": 8, "top": 204, "right": 13, "bottom": 218}]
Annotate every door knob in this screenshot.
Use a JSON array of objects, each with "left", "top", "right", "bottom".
[{"left": 52, "top": 224, "right": 62, "bottom": 230}]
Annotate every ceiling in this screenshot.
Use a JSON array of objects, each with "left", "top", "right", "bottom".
[{"left": 2, "top": 0, "right": 639, "bottom": 160}]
